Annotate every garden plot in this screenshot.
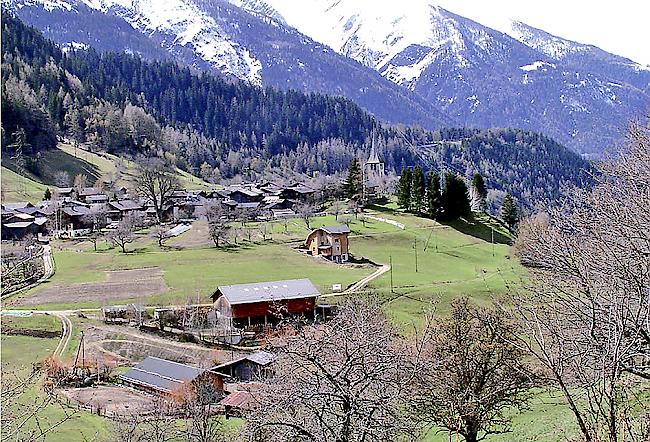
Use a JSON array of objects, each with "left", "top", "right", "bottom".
[{"left": 15, "top": 268, "right": 168, "bottom": 306}]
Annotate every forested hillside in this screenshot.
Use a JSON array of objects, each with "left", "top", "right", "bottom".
[{"left": 1, "top": 14, "right": 591, "bottom": 206}]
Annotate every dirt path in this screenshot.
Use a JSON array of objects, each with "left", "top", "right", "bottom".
[
  {"left": 52, "top": 312, "right": 72, "bottom": 358},
  {"left": 321, "top": 264, "right": 391, "bottom": 297}
]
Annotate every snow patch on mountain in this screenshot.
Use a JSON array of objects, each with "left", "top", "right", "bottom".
[
  {"left": 520, "top": 61, "right": 556, "bottom": 71},
  {"left": 505, "top": 20, "right": 587, "bottom": 60},
  {"left": 257, "top": 0, "right": 470, "bottom": 79}
]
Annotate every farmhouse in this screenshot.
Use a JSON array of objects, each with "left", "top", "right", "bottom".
[
  {"left": 305, "top": 225, "right": 351, "bottom": 263},
  {"left": 120, "top": 356, "right": 225, "bottom": 395},
  {"left": 211, "top": 279, "right": 321, "bottom": 328},
  {"left": 212, "top": 351, "right": 275, "bottom": 382}
]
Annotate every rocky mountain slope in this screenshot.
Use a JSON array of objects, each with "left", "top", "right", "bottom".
[
  {"left": 2, "top": 0, "right": 452, "bottom": 130},
  {"left": 253, "top": 0, "right": 650, "bottom": 156}
]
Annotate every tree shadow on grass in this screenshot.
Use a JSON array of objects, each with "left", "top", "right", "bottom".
[{"left": 441, "top": 217, "right": 513, "bottom": 245}]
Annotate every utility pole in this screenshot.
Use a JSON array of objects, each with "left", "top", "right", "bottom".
[
  {"left": 389, "top": 255, "right": 394, "bottom": 293},
  {"left": 414, "top": 237, "right": 418, "bottom": 273},
  {"left": 491, "top": 226, "right": 495, "bottom": 257}
]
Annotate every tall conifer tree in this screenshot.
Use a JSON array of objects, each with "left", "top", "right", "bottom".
[
  {"left": 396, "top": 167, "right": 412, "bottom": 211},
  {"left": 411, "top": 165, "right": 426, "bottom": 214}
]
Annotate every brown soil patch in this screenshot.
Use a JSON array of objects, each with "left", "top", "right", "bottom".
[
  {"left": 2, "top": 328, "right": 61, "bottom": 338},
  {"left": 61, "top": 386, "right": 155, "bottom": 416},
  {"left": 16, "top": 268, "right": 168, "bottom": 306}
]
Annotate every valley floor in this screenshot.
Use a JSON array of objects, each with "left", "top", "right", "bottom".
[{"left": 1, "top": 204, "right": 583, "bottom": 441}]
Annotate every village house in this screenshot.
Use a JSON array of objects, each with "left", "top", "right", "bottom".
[
  {"left": 211, "top": 279, "right": 321, "bottom": 329},
  {"left": 211, "top": 351, "right": 275, "bottom": 382},
  {"left": 120, "top": 356, "right": 226, "bottom": 395},
  {"left": 305, "top": 225, "right": 351, "bottom": 263},
  {"left": 77, "top": 187, "right": 105, "bottom": 203},
  {"left": 107, "top": 199, "right": 145, "bottom": 223},
  {"left": 280, "top": 183, "right": 316, "bottom": 202}
]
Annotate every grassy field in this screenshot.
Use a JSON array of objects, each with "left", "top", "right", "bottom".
[
  {"left": 1, "top": 165, "right": 49, "bottom": 203},
  {"left": 0, "top": 315, "right": 107, "bottom": 441},
  {"left": 349, "top": 207, "right": 523, "bottom": 325},
  {"left": 1, "top": 142, "right": 214, "bottom": 205},
  {"left": 2, "top": 203, "right": 575, "bottom": 441},
  {"left": 9, "top": 221, "right": 375, "bottom": 310}
]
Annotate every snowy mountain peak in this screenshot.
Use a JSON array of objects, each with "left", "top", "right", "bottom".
[{"left": 9, "top": 0, "right": 264, "bottom": 84}]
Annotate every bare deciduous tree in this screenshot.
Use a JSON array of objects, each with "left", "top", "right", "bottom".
[
  {"left": 331, "top": 200, "right": 342, "bottom": 221},
  {"left": 410, "top": 297, "right": 535, "bottom": 442},
  {"left": 1, "top": 367, "right": 77, "bottom": 441},
  {"left": 295, "top": 202, "right": 315, "bottom": 230},
  {"left": 242, "top": 299, "right": 415, "bottom": 442},
  {"left": 512, "top": 121, "right": 650, "bottom": 442},
  {"left": 107, "top": 213, "right": 138, "bottom": 253},
  {"left": 205, "top": 203, "right": 230, "bottom": 248},
  {"left": 135, "top": 157, "right": 180, "bottom": 224},
  {"left": 82, "top": 204, "right": 108, "bottom": 232}
]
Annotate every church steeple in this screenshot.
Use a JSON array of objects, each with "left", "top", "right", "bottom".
[{"left": 367, "top": 133, "right": 380, "bottom": 164}]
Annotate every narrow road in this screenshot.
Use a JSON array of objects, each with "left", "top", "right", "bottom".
[
  {"left": 321, "top": 264, "right": 391, "bottom": 298},
  {"left": 52, "top": 312, "right": 72, "bottom": 358}
]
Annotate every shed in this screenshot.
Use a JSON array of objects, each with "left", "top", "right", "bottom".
[
  {"left": 212, "top": 279, "right": 321, "bottom": 328},
  {"left": 219, "top": 390, "right": 253, "bottom": 417},
  {"left": 211, "top": 351, "right": 276, "bottom": 381},
  {"left": 120, "top": 356, "right": 225, "bottom": 395}
]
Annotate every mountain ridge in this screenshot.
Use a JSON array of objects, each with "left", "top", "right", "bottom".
[{"left": 4, "top": 0, "right": 649, "bottom": 156}]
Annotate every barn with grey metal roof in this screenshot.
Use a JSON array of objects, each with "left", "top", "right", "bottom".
[
  {"left": 120, "top": 356, "right": 225, "bottom": 394},
  {"left": 212, "top": 279, "right": 320, "bottom": 305}
]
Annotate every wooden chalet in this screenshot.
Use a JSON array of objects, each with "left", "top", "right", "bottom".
[
  {"left": 280, "top": 183, "right": 315, "bottom": 201},
  {"left": 211, "top": 279, "right": 321, "bottom": 328},
  {"left": 305, "top": 225, "right": 351, "bottom": 263},
  {"left": 120, "top": 356, "right": 225, "bottom": 395}
]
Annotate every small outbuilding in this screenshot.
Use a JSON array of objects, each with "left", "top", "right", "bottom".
[
  {"left": 220, "top": 390, "right": 253, "bottom": 418},
  {"left": 211, "top": 279, "right": 321, "bottom": 328},
  {"left": 211, "top": 351, "right": 275, "bottom": 382},
  {"left": 120, "top": 356, "right": 225, "bottom": 395},
  {"left": 305, "top": 225, "right": 351, "bottom": 263}
]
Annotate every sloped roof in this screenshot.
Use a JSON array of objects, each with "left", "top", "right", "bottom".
[
  {"left": 212, "top": 351, "right": 276, "bottom": 371},
  {"left": 367, "top": 144, "right": 381, "bottom": 164},
  {"left": 62, "top": 206, "right": 91, "bottom": 217},
  {"left": 79, "top": 187, "right": 103, "bottom": 196},
  {"left": 219, "top": 390, "right": 252, "bottom": 409},
  {"left": 2, "top": 202, "right": 33, "bottom": 211},
  {"left": 214, "top": 279, "right": 320, "bottom": 305},
  {"left": 320, "top": 225, "right": 351, "bottom": 234},
  {"left": 3, "top": 221, "right": 34, "bottom": 228},
  {"left": 109, "top": 200, "right": 143, "bottom": 211},
  {"left": 120, "top": 356, "right": 205, "bottom": 393}
]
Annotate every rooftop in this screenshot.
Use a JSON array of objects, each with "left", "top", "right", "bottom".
[
  {"left": 219, "top": 390, "right": 253, "bottom": 408},
  {"left": 212, "top": 351, "right": 276, "bottom": 370},
  {"left": 320, "top": 225, "right": 351, "bottom": 234},
  {"left": 120, "top": 356, "right": 206, "bottom": 393},
  {"left": 214, "top": 279, "right": 320, "bottom": 305}
]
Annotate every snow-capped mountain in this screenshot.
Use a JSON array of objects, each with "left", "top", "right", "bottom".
[
  {"left": 3, "top": 0, "right": 453, "bottom": 129},
  {"left": 236, "top": 0, "right": 650, "bottom": 156},
  {"left": 4, "top": 0, "right": 649, "bottom": 155}
]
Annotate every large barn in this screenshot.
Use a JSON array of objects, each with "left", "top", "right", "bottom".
[
  {"left": 120, "top": 356, "right": 225, "bottom": 395},
  {"left": 211, "top": 279, "right": 321, "bottom": 328}
]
